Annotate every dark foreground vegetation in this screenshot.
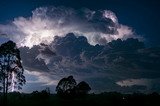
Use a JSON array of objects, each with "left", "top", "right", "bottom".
[{"left": 0, "top": 91, "right": 160, "bottom": 106}]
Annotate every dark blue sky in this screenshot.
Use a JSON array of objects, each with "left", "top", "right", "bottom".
[{"left": 0, "top": 0, "right": 160, "bottom": 46}]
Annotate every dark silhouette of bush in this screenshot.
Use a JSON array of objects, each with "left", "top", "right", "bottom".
[
  {"left": 56, "top": 76, "right": 91, "bottom": 98},
  {"left": 31, "top": 88, "right": 50, "bottom": 99},
  {"left": 76, "top": 81, "right": 91, "bottom": 96}
]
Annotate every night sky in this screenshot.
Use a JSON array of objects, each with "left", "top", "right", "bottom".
[{"left": 0, "top": 0, "right": 160, "bottom": 93}]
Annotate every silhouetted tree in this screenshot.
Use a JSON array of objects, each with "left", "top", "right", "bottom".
[
  {"left": 76, "top": 81, "right": 91, "bottom": 96},
  {"left": 56, "top": 76, "right": 91, "bottom": 98},
  {"left": 56, "top": 76, "right": 77, "bottom": 96},
  {"left": 0, "top": 41, "right": 25, "bottom": 104}
]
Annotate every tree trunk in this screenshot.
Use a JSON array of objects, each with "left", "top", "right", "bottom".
[
  {"left": 4, "top": 56, "right": 10, "bottom": 106},
  {"left": 3, "top": 75, "right": 7, "bottom": 106},
  {"left": 5, "top": 73, "right": 8, "bottom": 105},
  {"left": 3, "top": 76, "right": 5, "bottom": 96}
]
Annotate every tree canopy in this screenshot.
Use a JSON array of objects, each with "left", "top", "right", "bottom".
[
  {"left": 56, "top": 75, "right": 91, "bottom": 97},
  {"left": 0, "top": 41, "right": 25, "bottom": 95}
]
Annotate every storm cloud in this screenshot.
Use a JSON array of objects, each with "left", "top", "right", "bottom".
[
  {"left": 0, "top": 6, "right": 159, "bottom": 93},
  {"left": 19, "top": 33, "right": 160, "bottom": 93},
  {"left": 0, "top": 6, "right": 135, "bottom": 48}
]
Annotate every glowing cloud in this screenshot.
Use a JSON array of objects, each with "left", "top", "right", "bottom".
[{"left": 0, "top": 6, "right": 135, "bottom": 48}]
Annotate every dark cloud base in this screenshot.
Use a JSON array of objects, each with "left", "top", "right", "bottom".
[{"left": 20, "top": 33, "right": 160, "bottom": 93}]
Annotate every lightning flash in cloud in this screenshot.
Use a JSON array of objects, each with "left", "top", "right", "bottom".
[{"left": 0, "top": 6, "right": 135, "bottom": 48}]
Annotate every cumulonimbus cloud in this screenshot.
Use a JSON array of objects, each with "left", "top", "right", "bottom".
[
  {"left": 0, "top": 6, "right": 135, "bottom": 48},
  {"left": 19, "top": 34, "right": 160, "bottom": 93}
]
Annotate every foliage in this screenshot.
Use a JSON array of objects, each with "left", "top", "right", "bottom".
[
  {"left": 76, "top": 81, "right": 91, "bottom": 96},
  {"left": 0, "top": 41, "right": 25, "bottom": 92},
  {"left": 56, "top": 76, "right": 77, "bottom": 97},
  {"left": 31, "top": 87, "right": 50, "bottom": 99},
  {"left": 0, "top": 41, "right": 25, "bottom": 105},
  {"left": 56, "top": 76, "right": 91, "bottom": 98}
]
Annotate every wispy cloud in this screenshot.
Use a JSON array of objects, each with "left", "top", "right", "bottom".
[
  {"left": 25, "top": 70, "right": 58, "bottom": 86},
  {"left": 116, "top": 78, "right": 152, "bottom": 87}
]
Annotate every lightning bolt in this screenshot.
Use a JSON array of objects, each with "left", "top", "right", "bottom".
[{"left": 11, "top": 72, "right": 15, "bottom": 92}]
